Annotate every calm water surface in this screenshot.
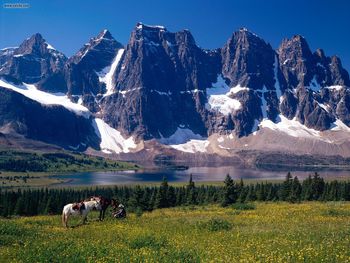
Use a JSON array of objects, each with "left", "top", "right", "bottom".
[{"left": 51, "top": 166, "right": 350, "bottom": 186}]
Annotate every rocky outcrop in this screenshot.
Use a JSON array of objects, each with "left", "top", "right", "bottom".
[
  {"left": 222, "top": 28, "right": 276, "bottom": 90},
  {"left": 0, "top": 33, "right": 67, "bottom": 84}
]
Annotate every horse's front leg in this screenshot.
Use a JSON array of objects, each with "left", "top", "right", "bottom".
[
  {"left": 64, "top": 214, "right": 70, "bottom": 228},
  {"left": 82, "top": 213, "right": 88, "bottom": 225},
  {"left": 99, "top": 210, "right": 102, "bottom": 221},
  {"left": 102, "top": 209, "right": 106, "bottom": 221}
]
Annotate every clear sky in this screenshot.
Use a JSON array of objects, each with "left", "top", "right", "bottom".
[{"left": 1, "top": 0, "right": 349, "bottom": 70}]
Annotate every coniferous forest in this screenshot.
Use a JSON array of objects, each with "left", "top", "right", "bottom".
[{"left": 1, "top": 172, "right": 350, "bottom": 217}]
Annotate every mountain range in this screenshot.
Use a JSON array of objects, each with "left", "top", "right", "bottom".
[{"left": 1, "top": 22, "right": 350, "bottom": 165}]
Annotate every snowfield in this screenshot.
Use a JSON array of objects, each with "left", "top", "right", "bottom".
[
  {"left": 159, "top": 128, "right": 209, "bottom": 153},
  {"left": 259, "top": 115, "right": 333, "bottom": 142},
  {"left": 0, "top": 79, "right": 90, "bottom": 117},
  {"left": 206, "top": 75, "right": 242, "bottom": 116},
  {"left": 2, "top": 75, "right": 350, "bottom": 155},
  {"left": 92, "top": 118, "right": 137, "bottom": 154},
  {"left": 98, "top": 48, "right": 125, "bottom": 96}
]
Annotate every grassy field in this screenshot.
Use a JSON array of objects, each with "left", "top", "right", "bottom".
[{"left": 1, "top": 202, "right": 350, "bottom": 262}]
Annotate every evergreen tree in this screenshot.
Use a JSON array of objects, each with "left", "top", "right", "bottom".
[
  {"left": 167, "top": 186, "right": 176, "bottom": 207},
  {"left": 186, "top": 174, "right": 197, "bottom": 205},
  {"left": 245, "top": 185, "right": 257, "bottom": 202},
  {"left": 45, "top": 197, "right": 56, "bottom": 214},
  {"left": 311, "top": 172, "right": 325, "bottom": 200},
  {"left": 221, "top": 174, "right": 237, "bottom": 207},
  {"left": 289, "top": 176, "right": 302, "bottom": 203},
  {"left": 129, "top": 185, "right": 147, "bottom": 211},
  {"left": 14, "top": 196, "right": 25, "bottom": 215},
  {"left": 280, "top": 172, "right": 293, "bottom": 201},
  {"left": 155, "top": 177, "right": 169, "bottom": 208},
  {"left": 302, "top": 175, "right": 313, "bottom": 200}
]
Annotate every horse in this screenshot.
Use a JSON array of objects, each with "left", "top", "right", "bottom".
[
  {"left": 87, "top": 196, "right": 118, "bottom": 221},
  {"left": 62, "top": 200, "right": 101, "bottom": 228}
]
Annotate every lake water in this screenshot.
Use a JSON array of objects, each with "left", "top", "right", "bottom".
[{"left": 50, "top": 166, "right": 350, "bottom": 186}]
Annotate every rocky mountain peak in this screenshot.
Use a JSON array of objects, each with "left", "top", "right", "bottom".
[
  {"left": 135, "top": 22, "right": 166, "bottom": 31},
  {"left": 314, "top": 48, "right": 326, "bottom": 60},
  {"left": 15, "top": 33, "right": 51, "bottom": 56},
  {"left": 96, "top": 29, "right": 114, "bottom": 40},
  {"left": 237, "top": 27, "right": 260, "bottom": 39},
  {"left": 278, "top": 35, "right": 314, "bottom": 89},
  {"left": 328, "top": 55, "right": 350, "bottom": 86},
  {"left": 56, "top": 29, "right": 124, "bottom": 98},
  {"left": 279, "top": 35, "right": 313, "bottom": 60},
  {"left": 221, "top": 28, "right": 275, "bottom": 90},
  {"left": 0, "top": 33, "right": 67, "bottom": 84},
  {"left": 68, "top": 29, "right": 123, "bottom": 66}
]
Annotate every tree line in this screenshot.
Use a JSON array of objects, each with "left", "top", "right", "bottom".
[{"left": 0, "top": 172, "right": 350, "bottom": 217}]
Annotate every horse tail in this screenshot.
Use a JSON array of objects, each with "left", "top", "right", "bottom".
[{"left": 62, "top": 207, "right": 68, "bottom": 227}]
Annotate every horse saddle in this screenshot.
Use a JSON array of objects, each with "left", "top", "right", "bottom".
[{"left": 72, "top": 202, "right": 85, "bottom": 211}]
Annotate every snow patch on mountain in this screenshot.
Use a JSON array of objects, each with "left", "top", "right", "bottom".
[
  {"left": 98, "top": 48, "right": 124, "bottom": 96},
  {"left": 45, "top": 42, "right": 55, "bottom": 50},
  {"left": 259, "top": 115, "right": 331, "bottom": 142},
  {"left": 331, "top": 119, "right": 350, "bottom": 132},
  {"left": 327, "top": 85, "right": 344, "bottom": 91},
  {"left": 274, "top": 55, "right": 283, "bottom": 102},
  {"left": 206, "top": 75, "right": 242, "bottom": 115},
  {"left": 309, "top": 76, "right": 321, "bottom": 92},
  {"left": 0, "top": 79, "right": 90, "bottom": 117},
  {"left": 159, "top": 128, "right": 203, "bottom": 144},
  {"left": 229, "top": 85, "right": 249, "bottom": 94},
  {"left": 171, "top": 140, "right": 209, "bottom": 153},
  {"left": 260, "top": 86, "right": 268, "bottom": 119},
  {"left": 92, "top": 118, "right": 137, "bottom": 154},
  {"left": 158, "top": 128, "right": 209, "bottom": 153}
]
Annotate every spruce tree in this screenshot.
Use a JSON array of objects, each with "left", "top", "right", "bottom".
[
  {"left": 289, "top": 176, "right": 302, "bottom": 203},
  {"left": 280, "top": 172, "right": 293, "bottom": 201},
  {"left": 221, "top": 174, "right": 237, "bottom": 207},
  {"left": 186, "top": 174, "right": 197, "bottom": 205},
  {"left": 129, "top": 185, "right": 146, "bottom": 211},
  {"left": 155, "top": 176, "right": 169, "bottom": 208}
]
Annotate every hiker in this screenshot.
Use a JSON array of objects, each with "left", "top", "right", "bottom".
[{"left": 112, "top": 204, "right": 126, "bottom": 219}]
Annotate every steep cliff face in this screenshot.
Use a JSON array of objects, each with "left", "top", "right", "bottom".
[
  {"left": 0, "top": 24, "right": 350, "bottom": 158},
  {"left": 100, "top": 24, "right": 350, "bottom": 140},
  {"left": 101, "top": 23, "right": 220, "bottom": 139}
]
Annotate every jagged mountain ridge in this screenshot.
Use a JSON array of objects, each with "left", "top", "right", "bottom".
[{"left": 0, "top": 23, "right": 350, "bottom": 159}]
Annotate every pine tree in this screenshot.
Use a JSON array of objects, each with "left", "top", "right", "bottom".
[
  {"left": 14, "top": 196, "right": 25, "bottom": 215},
  {"left": 221, "top": 174, "right": 237, "bottom": 207},
  {"left": 289, "top": 176, "right": 302, "bottom": 203},
  {"left": 155, "top": 177, "right": 169, "bottom": 208},
  {"left": 129, "top": 185, "right": 146, "bottom": 211},
  {"left": 311, "top": 172, "right": 325, "bottom": 200},
  {"left": 280, "top": 172, "right": 293, "bottom": 201},
  {"left": 186, "top": 174, "right": 197, "bottom": 205},
  {"left": 302, "top": 175, "right": 313, "bottom": 200},
  {"left": 167, "top": 186, "right": 176, "bottom": 207}
]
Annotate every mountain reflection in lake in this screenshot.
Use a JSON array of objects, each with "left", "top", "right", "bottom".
[{"left": 50, "top": 166, "right": 350, "bottom": 186}]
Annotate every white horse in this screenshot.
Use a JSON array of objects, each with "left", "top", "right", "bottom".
[{"left": 62, "top": 200, "right": 102, "bottom": 228}]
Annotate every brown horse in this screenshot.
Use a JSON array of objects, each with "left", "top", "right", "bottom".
[{"left": 87, "top": 196, "right": 117, "bottom": 221}]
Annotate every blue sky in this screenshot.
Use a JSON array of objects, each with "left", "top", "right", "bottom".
[{"left": 1, "top": 0, "right": 349, "bottom": 70}]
